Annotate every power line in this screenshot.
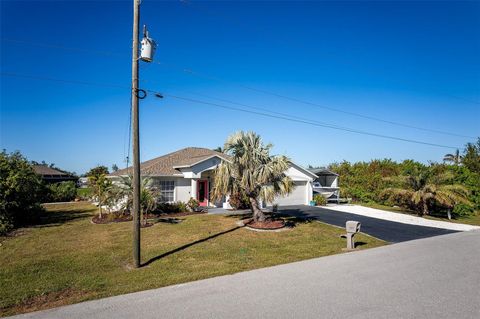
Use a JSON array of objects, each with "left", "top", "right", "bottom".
[
  {"left": 178, "top": 0, "right": 480, "bottom": 108},
  {"left": 1, "top": 38, "right": 125, "bottom": 57},
  {"left": 0, "top": 72, "right": 129, "bottom": 89},
  {"left": 143, "top": 88, "right": 459, "bottom": 149},
  {"left": 0, "top": 71, "right": 463, "bottom": 149},
  {"left": 3, "top": 37, "right": 478, "bottom": 138},
  {"left": 155, "top": 63, "right": 477, "bottom": 139}
]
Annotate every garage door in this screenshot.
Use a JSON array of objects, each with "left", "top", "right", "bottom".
[{"left": 274, "top": 181, "right": 307, "bottom": 206}]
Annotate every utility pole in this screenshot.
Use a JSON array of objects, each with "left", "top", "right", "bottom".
[{"left": 131, "top": 0, "right": 141, "bottom": 268}]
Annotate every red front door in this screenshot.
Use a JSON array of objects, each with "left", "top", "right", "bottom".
[{"left": 197, "top": 180, "right": 209, "bottom": 206}]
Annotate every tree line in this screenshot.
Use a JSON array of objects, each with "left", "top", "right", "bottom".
[{"left": 328, "top": 138, "right": 480, "bottom": 218}]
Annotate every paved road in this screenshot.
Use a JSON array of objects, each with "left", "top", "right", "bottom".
[
  {"left": 278, "top": 205, "right": 458, "bottom": 242},
  {"left": 11, "top": 230, "right": 480, "bottom": 319}
]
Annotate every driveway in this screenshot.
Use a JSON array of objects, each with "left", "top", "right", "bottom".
[
  {"left": 278, "top": 205, "right": 460, "bottom": 243},
  {"left": 10, "top": 230, "right": 480, "bottom": 319}
]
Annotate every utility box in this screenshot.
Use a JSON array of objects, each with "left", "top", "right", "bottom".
[
  {"left": 140, "top": 36, "right": 156, "bottom": 62},
  {"left": 346, "top": 221, "right": 361, "bottom": 250}
]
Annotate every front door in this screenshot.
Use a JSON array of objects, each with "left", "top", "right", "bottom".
[{"left": 197, "top": 180, "right": 209, "bottom": 206}]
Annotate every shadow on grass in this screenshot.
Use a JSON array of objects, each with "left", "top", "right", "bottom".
[
  {"left": 223, "top": 210, "right": 314, "bottom": 229},
  {"left": 142, "top": 226, "right": 243, "bottom": 267},
  {"left": 34, "top": 206, "right": 96, "bottom": 228}
]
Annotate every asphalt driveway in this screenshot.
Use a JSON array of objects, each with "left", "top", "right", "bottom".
[{"left": 278, "top": 205, "right": 458, "bottom": 243}]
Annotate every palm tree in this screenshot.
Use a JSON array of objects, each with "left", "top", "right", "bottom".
[
  {"left": 382, "top": 171, "right": 470, "bottom": 217},
  {"left": 443, "top": 149, "right": 462, "bottom": 165},
  {"left": 89, "top": 173, "right": 113, "bottom": 219},
  {"left": 212, "top": 131, "right": 294, "bottom": 222},
  {"left": 116, "top": 176, "right": 158, "bottom": 225}
]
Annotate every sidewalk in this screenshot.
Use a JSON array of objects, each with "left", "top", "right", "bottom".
[{"left": 326, "top": 204, "right": 480, "bottom": 231}]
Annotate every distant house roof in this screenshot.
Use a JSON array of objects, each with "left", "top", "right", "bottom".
[
  {"left": 111, "top": 147, "right": 231, "bottom": 177},
  {"left": 308, "top": 167, "right": 338, "bottom": 176},
  {"left": 33, "top": 165, "right": 77, "bottom": 182}
]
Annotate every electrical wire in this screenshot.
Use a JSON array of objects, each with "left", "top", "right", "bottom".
[
  {"left": 0, "top": 71, "right": 463, "bottom": 149},
  {"left": 2, "top": 37, "right": 478, "bottom": 139},
  {"left": 154, "top": 62, "right": 477, "bottom": 139},
  {"left": 142, "top": 88, "right": 459, "bottom": 149},
  {"left": 0, "top": 72, "right": 130, "bottom": 89}
]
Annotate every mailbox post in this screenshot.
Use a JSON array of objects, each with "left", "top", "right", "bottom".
[{"left": 346, "top": 221, "right": 361, "bottom": 250}]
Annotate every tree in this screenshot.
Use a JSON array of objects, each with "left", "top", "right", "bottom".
[
  {"left": 89, "top": 173, "right": 113, "bottom": 219},
  {"left": 212, "top": 146, "right": 223, "bottom": 153},
  {"left": 212, "top": 131, "right": 293, "bottom": 222},
  {"left": 443, "top": 149, "right": 462, "bottom": 165},
  {"left": 0, "top": 151, "right": 45, "bottom": 234},
  {"left": 115, "top": 175, "right": 158, "bottom": 226},
  {"left": 382, "top": 169, "right": 471, "bottom": 217},
  {"left": 462, "top": 138, "right": 480, "bottom": 174},
  {"left": 111, "top": 164, "right": 119, "bottom": 172},
  {"left": 85, "top": 166, "right": 109, "bottom": 179}
]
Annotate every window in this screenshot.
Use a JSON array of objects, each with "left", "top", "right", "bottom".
[{"left": 158, "top": 180, "right": 174, "bottom": 202}]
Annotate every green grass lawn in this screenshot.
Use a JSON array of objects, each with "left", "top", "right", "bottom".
[
  {"left": 76, "top": 187, "right": 92, "bottom": 198},
  {"left": 356, "top": 202, "right": 480, "bottom": 226},
  {"left": 0, "top": 202, "right": 385, "bottom": 316}
]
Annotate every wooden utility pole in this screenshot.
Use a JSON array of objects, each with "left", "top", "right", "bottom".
[{"left": 131, "top": 0, "right": 141, "bottom": 268}]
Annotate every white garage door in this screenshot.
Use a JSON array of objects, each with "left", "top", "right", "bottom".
[{"left": 274, "top": 181, "right": 307, "bottom": 206}]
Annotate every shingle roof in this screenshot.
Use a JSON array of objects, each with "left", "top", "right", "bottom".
[
  {"left": 111, "top": 147, "right": 230, "bottom": 177},
  {"left": 33, "top": 165, "right": 70, "bottom": 176}
]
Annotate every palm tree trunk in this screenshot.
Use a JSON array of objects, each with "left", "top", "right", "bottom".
[
  {"left": 422, "top": 201, "right": 429, "bottom": 216},
  {"left": 249, "top": 196, "right": 266, "bottom": 222}
]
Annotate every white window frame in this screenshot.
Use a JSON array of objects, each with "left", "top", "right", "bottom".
[{"left": 158, "top": 180, "right": 175, "bottom": 203}]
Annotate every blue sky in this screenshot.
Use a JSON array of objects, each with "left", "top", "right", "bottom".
[{"left": 1, "top": 0, "right": 479, "bottom": 174}]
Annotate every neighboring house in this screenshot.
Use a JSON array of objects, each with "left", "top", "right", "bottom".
[
  {"left": 33, "top": 165, "right": 78, "bottom": 184},
  {"left": 309, "top": 167, "right": 340, "bottom": 203},
  {"left": 110, "top": 147, "right": 316, "bottom": 208}
]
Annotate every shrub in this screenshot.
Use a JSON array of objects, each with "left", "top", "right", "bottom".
[
  {"left": 46, "top": 181, "right": 77, "bottom": 202},
  {"left": 155, "top": 201, "right": 188, "bottom": 214},
  {"left": 76, "top": 187, "right": 93, "bottom": 200},
  {"left": 313, "top": 194, "right": 327, "bottom": 206},
  {"left": 0, "top": 151, "right": 45, "bottom": 235},
  {"left": 228, "top": 191, "right": 250, "bottom": 210},
  {"left": 187, "top": 197, "right": 199, "bottom": 212}
]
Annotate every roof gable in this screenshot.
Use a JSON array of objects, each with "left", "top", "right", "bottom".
[{"left": 111, "top": 147, "right": 230, "bottom": 177}]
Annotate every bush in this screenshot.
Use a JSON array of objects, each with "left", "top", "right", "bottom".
[
  {"left": 0, "top": 151, "right": 45, "bottom": 235},
  {"left": 313, "top": 194, "right": 327, "bottom": 206},
  {"left": 155, "top": 201, "right": 188, "bottom": 214},
  {"left": 76, "top": 187, "right": 93, "bottom": 200},
  {"left": 228, "top": 191, "right": 250, "bottom": 210},
  {"left": 187, "top": 197, "right": 199, "bottom": 212},
  {"left": 46, "top": 181, "right": 77, "bottom": 202}
]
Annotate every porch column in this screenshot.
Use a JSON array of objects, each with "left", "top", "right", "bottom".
[{"left": 191, "top": 179, "right": 198, "bottom": 201}]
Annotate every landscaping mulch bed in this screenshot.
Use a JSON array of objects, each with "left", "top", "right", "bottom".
[
  {"left": 91, "top": 214, "right": 132, "bottom": 224},
  {"left": 155, "top": 211, "right": 206, "bottom": 218},
  {"left": 140, "top": 222, "right": 154, "bottom": 228},
  {"left": 244, "top": 218, "right": 286, "bottom": 230}
]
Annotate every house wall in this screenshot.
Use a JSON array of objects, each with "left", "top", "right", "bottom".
[
  {"left": 150, "top": 176, "right": 192, "bottom": 203},
  {"left": 176, "top": 178, "right": 192, "bottom": 202}
]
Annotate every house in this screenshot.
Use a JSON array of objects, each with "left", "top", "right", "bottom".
[
  {"left": 110, "top": 147, "right": 316, "bottom": 208},
  {"left": 33, "top": 165, "right": 78, "bottom": 184},
  {"left": 308, "top": 167, "right": 340, "bottom": 203}
]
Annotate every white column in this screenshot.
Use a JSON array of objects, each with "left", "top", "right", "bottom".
[{"left": 191, "top": 179, "right": 197, "bottom": 200}]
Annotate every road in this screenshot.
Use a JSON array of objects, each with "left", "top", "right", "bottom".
[
  {"left": 278, "top": 205, "right": 459, "bottom": 242},
  {"left": 10, "top": 230, "right": 480, "bottom": 319}
]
